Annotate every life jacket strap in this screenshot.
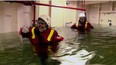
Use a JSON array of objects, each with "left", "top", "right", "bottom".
[
  {"left": 32, "top": 27, "right": 36, "bottom": 39},
  {"left": 47, "top": 29, "right": 54, "bottom": 41}
]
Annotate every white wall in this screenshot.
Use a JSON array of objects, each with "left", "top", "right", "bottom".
[
  {"left": 0, "top": 2, "right": 33, "bottom": 33},
  {"left": 100, "top": 13, "right": 116, "bottom": 26},
  {"left": 51, "top": 0, "right": 66, "bottom": 27},
  {"left": 17, "top": 4, "right": 33, "bottom": 31},
  {"left": 86, "top": 4, "right": 100, "bottom": 25},
  {"left": 37, "top": 0, "right": 84, "bottom": 27},
  {"left": 99, "top": 2, "right": 116, "bottom": 26},
  {"left": 87, "top": 1, "right": 116, "bottom": 26},
  {"left": 64, "top": 1, "right": 78, "bottom": 26},
  {"left": 37, "top": 0, "right": 49, "bottom": 18},
  {"left": 0, "top": 1, "right": 85, "bottom": 34},
  {"left": 51, "top": 0, "right": 83, "bottom": 27},
  {"left": 0, "top": 2, "right": 17, "bottom": 33},
  {"left": 35, "top": 0, "right": 84, "bottom": 27}
]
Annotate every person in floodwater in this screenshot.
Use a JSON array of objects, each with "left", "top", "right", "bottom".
[
  {"left": 71, "top": 13, "right": 94, "bottom": 34},
  {"left": 20, "top": 15, "right": 64, "bottom": 65}
]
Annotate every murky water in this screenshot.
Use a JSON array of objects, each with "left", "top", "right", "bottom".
[{"left": 0, "top": 25, "right": 116, "bottom": 65}]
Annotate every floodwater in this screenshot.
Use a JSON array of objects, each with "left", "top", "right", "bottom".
[{"left": 0, "top": 25, "right": 116, "bottom": 65}]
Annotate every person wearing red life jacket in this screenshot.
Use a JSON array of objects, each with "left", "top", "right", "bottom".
[
  {"left": 71, "top": 13, "right": 94, "bottom": 34},
  {"left": 20, "top": 15, "right": 64, "bottom": 65}
]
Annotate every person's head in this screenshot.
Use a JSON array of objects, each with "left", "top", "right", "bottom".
[
  {"left": 79, "top": 13, "right": 86, "bottom": 23},
  {"left": 36, "top": 15, "right": 51, "bottom": 32}
]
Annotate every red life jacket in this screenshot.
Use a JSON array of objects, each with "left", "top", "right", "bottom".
[
  {"left": 28, "top": 27, "right": 60, "bottom": 54},
  {"left": 71, "top": 21, "right": 93, "bottom": 31}
]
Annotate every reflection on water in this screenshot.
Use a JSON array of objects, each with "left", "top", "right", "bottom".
[
  {"left": 53, "top": 26, "right": 116, "bottom": 65},
  {"left": 52, "top": 49, "right": 95, "bottom": 65},
  {"left": 52, "top": 27, "right": 95, "bottom": 65},
  {"left": 0, "top": 25, "right": 116, "bottom": 65}
]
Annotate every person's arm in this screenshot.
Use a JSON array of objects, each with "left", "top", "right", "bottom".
[
  {"left": 88, "top": 22, "right": 94, "bottom": 29},
  {"left": 51, "top": 30, "right": 64, "bottom": 53},
  {"left": 71, "top": 23, "right": 77, "bottom": 29},
  {"left": 85, "top": 22, "right": 94, "bottom": 32},
  {"left": 53, "top": 30, "right": 64, "bottom": 42}
]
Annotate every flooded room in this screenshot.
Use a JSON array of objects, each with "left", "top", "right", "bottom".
[{"left": 0, "top": 0, "right": 116, "bottom": 65}]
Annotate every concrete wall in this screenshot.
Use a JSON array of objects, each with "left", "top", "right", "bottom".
[
  {"left": 38, "top": 0, "right": 84, "bottom": 27},
  {"left": 51, "top": 0, "right": 85, "bottom": 27},
  {"left": 64, "top": 1, "right": 78, "bottom": 27},
  {"left": 0, "top": 2, "right": 17, "bottom": 33},
  {"left": 51, "top": 0, "right": 66, "bottom": 27},
  {"left": 0, "top": 1, "right": 84, "bottom": 33},
  {"left": 100, "top": 2, "right": 116, "bottom": 26},
  {"left": 0, "top": 2, "right": 33, "bottom": 33},
  {"left": 114, "top": 1, "right": 116, "bottom": 11},
  {"left": 86, "top": 4, "right": 100, "bottom": 25},
  {"left": 100, "top": 2, "right": 112, "bottom": 11},
  {"left": 0, "top": 2, "right": 4, "bottom": 33},
  {"left": 17, "top": 4, "right": 33, "bottom": 31},
  {"left": 87, "top": 1, "right": 116, "bottom": 26},
  {"left": 36, "top": 0, "right": 49, "bottom": 19}
]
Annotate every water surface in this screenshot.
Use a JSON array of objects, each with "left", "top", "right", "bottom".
[{"left": 0, "top": 26, "right": 116, "bottom": 65}]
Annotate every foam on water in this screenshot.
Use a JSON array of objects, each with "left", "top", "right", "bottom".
[{"left": 51, "top": 49, "right": 95, "bottom": 65}]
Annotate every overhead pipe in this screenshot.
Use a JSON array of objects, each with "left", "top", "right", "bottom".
[
  {"left": 33, "top": 2, "right": 86, "bottom": 11},
  {"left": 6, "top": 1, "right": 86, "bottom": 11}
]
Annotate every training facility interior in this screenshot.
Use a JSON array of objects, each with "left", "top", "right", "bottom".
[
  {"left": 0, "top": 1, "right": 116, "bottom": 65},
  {"left": 0, "top": 0, "right": 116, "bottom": 33}
]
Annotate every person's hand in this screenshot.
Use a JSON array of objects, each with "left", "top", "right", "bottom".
[
  {"left": 57, "top": 36, "right": 64, "bottom": 41},
  {"left": 22, "top": 26, "right": 29, "bottom": 33}
]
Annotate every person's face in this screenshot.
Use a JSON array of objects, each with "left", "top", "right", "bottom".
[
  {"left": 37, "top": 19, "right": 47, "bottom": 32},
  {"left": 79, "top": 17, "right": 86, "bottom": 22}
]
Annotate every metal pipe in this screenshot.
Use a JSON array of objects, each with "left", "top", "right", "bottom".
[
  {"left": 33, "top": 2, "right": 86, "bottom": 11},
  {"left": 49, "top": 1, "right": 52, "bottom": 17},
  {"left": 33, "top": 4, "right": 36, "bottom": 25}
]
